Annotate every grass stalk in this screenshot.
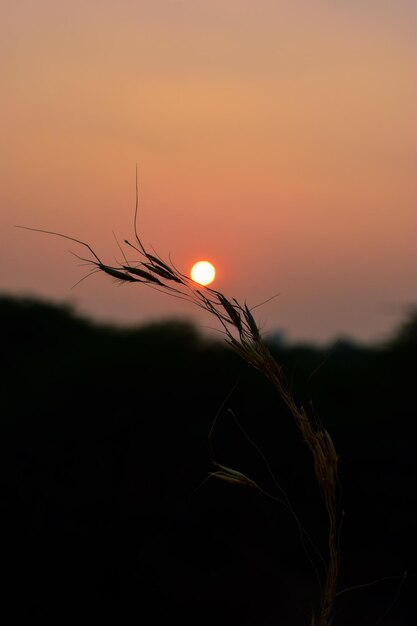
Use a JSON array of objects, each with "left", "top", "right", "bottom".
[{"left": 18, "top": 190, "right": 341, "bottom": 624}]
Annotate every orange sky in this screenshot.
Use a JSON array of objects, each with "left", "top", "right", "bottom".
[{"left": 1, "top": 0, "right": 415, "bottom": 343}]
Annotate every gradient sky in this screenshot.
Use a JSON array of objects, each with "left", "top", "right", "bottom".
[{"left": 1, "top": 0, "right": 415, "bottom": 343}]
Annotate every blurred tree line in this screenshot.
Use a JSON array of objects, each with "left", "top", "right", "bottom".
[{"left": 0, "top": 295, "right": 415, "bottom": 624}]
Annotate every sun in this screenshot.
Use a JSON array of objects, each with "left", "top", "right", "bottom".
[{"left": 190, "top": 260, "right": 216, "bottom": 286}]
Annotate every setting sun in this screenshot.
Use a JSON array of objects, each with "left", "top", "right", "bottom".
[{"left": 190, "top": 261, "right": 216, "bottom": 286}]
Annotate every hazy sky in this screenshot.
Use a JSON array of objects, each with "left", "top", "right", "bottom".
[{"left": 1, "top": 0, "right": 415, "bottom": 343}]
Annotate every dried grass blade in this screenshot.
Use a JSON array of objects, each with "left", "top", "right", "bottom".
[
  {"left": 146, "top": 253, "right": 175, "bottom": 273},
  {"left": 99, "top": 264, "right": 138, "bottom": 282},
  {"left": 218, "top": 294, "right": 242, "bottom": 331},
  {"left": 143, "top": 262, "right": 182, "bottom": 283},
  {"left": 243, "top": 303, "right": 260, "bottom": 340},
  {"left": 123, "top": 266, "right": 164, "bottom": 284},
  {"left": 210, "top": 464, "right": 257, "bottom": 488}
]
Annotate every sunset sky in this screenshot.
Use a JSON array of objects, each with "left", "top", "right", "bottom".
[{"left": 1, "top": 0, "right": 415, "bottom": 343}]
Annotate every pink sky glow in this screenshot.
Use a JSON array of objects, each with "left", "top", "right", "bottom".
[{"left": 1, "top": 0, "right": 415, "bottom": 343}]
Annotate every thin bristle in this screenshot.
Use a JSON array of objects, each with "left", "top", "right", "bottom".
[{"left": 15, "top": 225, "right": 103, "bottom": 265}]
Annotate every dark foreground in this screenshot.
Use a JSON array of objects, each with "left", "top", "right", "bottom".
[{"left": 1, "top": 296, "right": 415, "bottom": 624}]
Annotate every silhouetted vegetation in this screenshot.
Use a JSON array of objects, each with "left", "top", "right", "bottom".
[{"left": 0, "top": 295, "right": 414, "bottom": 624}]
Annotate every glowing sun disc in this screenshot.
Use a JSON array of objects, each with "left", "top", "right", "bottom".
[{"left": 190, "top": 261, "right": 216, "bottom": 286}]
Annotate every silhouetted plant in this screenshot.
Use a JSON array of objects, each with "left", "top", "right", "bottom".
[{"left": 18, "top": 177, "right": 342, "bottom": 626}]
